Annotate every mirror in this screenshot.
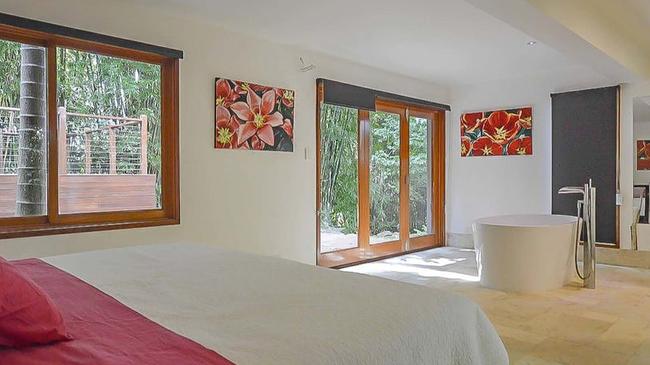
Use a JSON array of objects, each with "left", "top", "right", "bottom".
[{"left": 632, "top": 96, "right": 650, "bottom": 251}]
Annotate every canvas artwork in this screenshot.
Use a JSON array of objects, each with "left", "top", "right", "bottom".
[
  {"left": 215, "top": 78, "right": 294, "bottom": 151},
  {"left": 460, "top": 107, "right": 532, "bottom": 157},
  {"left": 637, "top": 140, "right": 650, "bottom": 170}
]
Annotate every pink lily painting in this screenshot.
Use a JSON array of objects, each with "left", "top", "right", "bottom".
[{"left": 215, "top": 78, "right": 294, "bottom": 152}]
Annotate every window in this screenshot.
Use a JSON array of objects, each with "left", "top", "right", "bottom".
[
  {"left": 56, "top": 48, "right": 162, "bottom": 214},
  {"left": 0, "top": 18, "right": 180, "bottom": 238}
]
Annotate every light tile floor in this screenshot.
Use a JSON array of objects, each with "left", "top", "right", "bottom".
[{"left": 343, "top": 247, "right": 650, "bottom": 365}]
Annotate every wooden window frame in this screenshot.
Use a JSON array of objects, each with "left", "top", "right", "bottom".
[
  {"left": 0, "top": 24, "right": 180, "bottom": 239},
  {"left": 316, "top": 82, "right": 446, "bottom": 268}
]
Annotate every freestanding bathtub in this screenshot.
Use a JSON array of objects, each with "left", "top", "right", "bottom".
[{"left": 473, "top": 214, "right": 578, "bottom": 292}]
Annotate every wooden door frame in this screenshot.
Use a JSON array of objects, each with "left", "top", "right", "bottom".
[
  {"left": 405, "top": 104, "right": 446, "bottom": 251},
  {"left": 316, "top": 82, "right": 446, "bottom": 268}
]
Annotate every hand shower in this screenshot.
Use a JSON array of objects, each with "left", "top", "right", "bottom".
[{"left": 558, "top": 179, "right": 596, "bottom": 289}]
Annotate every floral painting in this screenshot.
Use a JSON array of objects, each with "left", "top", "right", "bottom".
[
  {"left": 215, "top": 78, "right": 294, "bottom": 151},
  {"left": 460, "top": 107, "right": 532, "bottom": 157},
  {"left": 637, "top": 140, "right": 650, "bottom": 170}
]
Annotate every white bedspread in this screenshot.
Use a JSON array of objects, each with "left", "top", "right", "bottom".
[{"left": 44, "top": 244, "right": 507, "bottom": 365}]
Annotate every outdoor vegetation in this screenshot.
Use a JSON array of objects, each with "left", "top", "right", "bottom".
[
  {"left": 369, "top": 110, "right": 401, "bottom": 241},
  {"left": 319, "top": 104, "right": 358, "bottom": 237},
  {"left": 57, "top": 47, "right": 161, "bottom": 183},
  {"left": 408, "top": 116, "right": 433, "bottom": 237},
  {"left": 0, "top": 39, "right": 162, "bottom": 211},
  {"left": 320, "top": 104, "right": 432, "bottom": 248}
]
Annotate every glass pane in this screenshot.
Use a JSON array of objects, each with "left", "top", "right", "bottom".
[
  {"left": 57, "top": 48, "right": 161, "bottom": 214},
  {"left": 369, "top": 111, "right": 400, "bottom": 244},
  {"left": 0, "top": 40, "right": 48, "bottom": 217},
  {"left": 320, "top": 104, "right": 359, "bottom": 253},
  {"left": 409, "top": 116, "right": 433, "bottom": 238}
]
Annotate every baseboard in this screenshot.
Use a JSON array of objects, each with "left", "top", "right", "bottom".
[
  {"left": 447, "top": 233, "right": 474, "bottom": 249},
  {"left": 446, "top": 233, "right": 650, "bottom": 269},
  {"left": 578, "top": 247, "right": 650, "bottom": 270}
]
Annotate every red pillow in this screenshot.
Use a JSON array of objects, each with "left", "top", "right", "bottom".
[{"left": 0, "top": 257, "right": 70, "bottom": 347}]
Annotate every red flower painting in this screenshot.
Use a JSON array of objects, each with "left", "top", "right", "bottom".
[
  {"left": 215, "top": 79, "right": 239, "bottom": 108},
  {"left": 507, "top": 136, "right": 532, "bottom": 155},
  {"left": 461, "top": 112, "right": 483, "bottom": 135},
  {"left": 214, "top": 106, "right": 239, "bottom": 149},
  {"left": 472, "top": 136, "right": 502, "bottom": 156},
  {"left": 482, "top": 110, "right": 520, "bottom": 144},
  {"left": 460, "top": 107, "right": 532, "bottom": 157},
  {"left": 518, "top": 107, "right": 532, "bottom": 129},
  {"left": 461, "top": 136, "right": 472, "bottom": 157},
  {"left": 215, "top": 78, "right": 294, "bottom": 151}
]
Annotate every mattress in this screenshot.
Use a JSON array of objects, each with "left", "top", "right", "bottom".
[{"left": 41, "top": 244, "right": 508, "bottom": 365}]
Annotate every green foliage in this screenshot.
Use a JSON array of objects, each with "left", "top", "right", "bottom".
[
  {"left": 320, "top": 106, "right": 432, "bottom": 237},
  {"left": 320, "top": 104, "right": 359, "bottom": 234},
  {"left": 0, "top": 40, "right": 20, "bottom": 108},
  {"left": 408, "top": 117, "right": 432, "bottom": 234},
  {"left": 0, "top": 40, "right": 163, "bottom": 205},
  {"left": 369, "top": 111, "right": 400, "bottom": 235},
  {"left": 57, "top": 48, "right": 162, "bottom": 203}
]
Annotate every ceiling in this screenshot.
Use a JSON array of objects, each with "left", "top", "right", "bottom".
[
  {"left": 129, "top": 0, "right": 619, "bottom": 88},
  {"left": 590, "top": 0, "right": 650, "bottom": 51},
  {"left": 524, "top": 0, "right": 650, "bottom": 79}
]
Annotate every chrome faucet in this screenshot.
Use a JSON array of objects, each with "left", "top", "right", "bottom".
[{"left": 558, "top": 179, "right": 596, "bottom": 289}]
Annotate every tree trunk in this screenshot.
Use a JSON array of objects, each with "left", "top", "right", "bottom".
[{"left": 16, "top": 44, "right": 46, "bottom": 216}]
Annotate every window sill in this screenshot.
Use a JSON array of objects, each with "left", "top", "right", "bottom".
[{"left": 0, "top": 217, "right": 179, "bottom": 240}]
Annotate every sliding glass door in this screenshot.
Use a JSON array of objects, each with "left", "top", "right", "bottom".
[
  {"left": 369, "top": 109, "right": 402, "bottom": 246},
  {"left": 319, "top": 104, "right": 360, "bottom": 254},
  {"left": 409, "top": 114, "right": 433, "bottom": 239},
  {"left": 407, "top": 108, "right": 444, "bottom": 251},
  {"left": 317, "top": 97, "right": 445, "bottom": 267}
]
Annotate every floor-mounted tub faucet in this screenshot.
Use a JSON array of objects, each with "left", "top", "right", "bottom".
[{"left": 558, "top": 179, "right": 596, "bottom": 289}]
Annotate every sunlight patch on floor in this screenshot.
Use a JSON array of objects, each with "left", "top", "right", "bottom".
[
  {"left": 383, "top": 255, "right": 467, "bottom": 267},
  {"left": 344, "top": 262, "right": 480, "bottom": 282},
  {"left": 343, "top": 247, "right": 479, "bottom": 282}
]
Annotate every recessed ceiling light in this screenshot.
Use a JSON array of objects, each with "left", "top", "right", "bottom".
[{"left": 527, "top": 40, "right": 537, "bottom": 46}]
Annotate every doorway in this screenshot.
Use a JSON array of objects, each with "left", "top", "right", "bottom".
[{"left": 317, "top": 90, "right": 446, "bottom": 268}]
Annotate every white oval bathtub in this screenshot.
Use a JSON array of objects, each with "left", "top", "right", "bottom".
[{"left": 473, "top": 214, "right": 578, "bottom": 292}]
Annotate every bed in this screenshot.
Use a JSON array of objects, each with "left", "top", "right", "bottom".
[{"left": 1, "top": 244, "right": 508, "bottom": 364}]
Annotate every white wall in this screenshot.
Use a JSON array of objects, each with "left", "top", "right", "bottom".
[
  {"left": 447, "top": 79, "right": 553, "bottom": 235},
  {"left": 448, "top": 79, "right": 635, "bottom": 250},
  {"left": 0, "top": 0, "right": 449, "bottom": 263}
]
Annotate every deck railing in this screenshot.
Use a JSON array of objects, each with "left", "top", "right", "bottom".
[
  {"left": 0, "top": 106, "right": 156, "bottom": 216},
  {"left": 0, "top": 107, "right": 19, "bottom": 174},
  {"left": 58, "top": 107, "right": 148, "bottom": 175},
  {"left": 0, "top": 106, "right": 148, "bottom": 175}
]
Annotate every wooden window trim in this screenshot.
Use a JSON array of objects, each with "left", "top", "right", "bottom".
[{"left": 0, "top": 24, "right": 180, "bottom": 239}]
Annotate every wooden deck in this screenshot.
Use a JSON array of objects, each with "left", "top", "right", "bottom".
[{"left": 0, "top": 174, "right": 157, "bottom": 217}]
